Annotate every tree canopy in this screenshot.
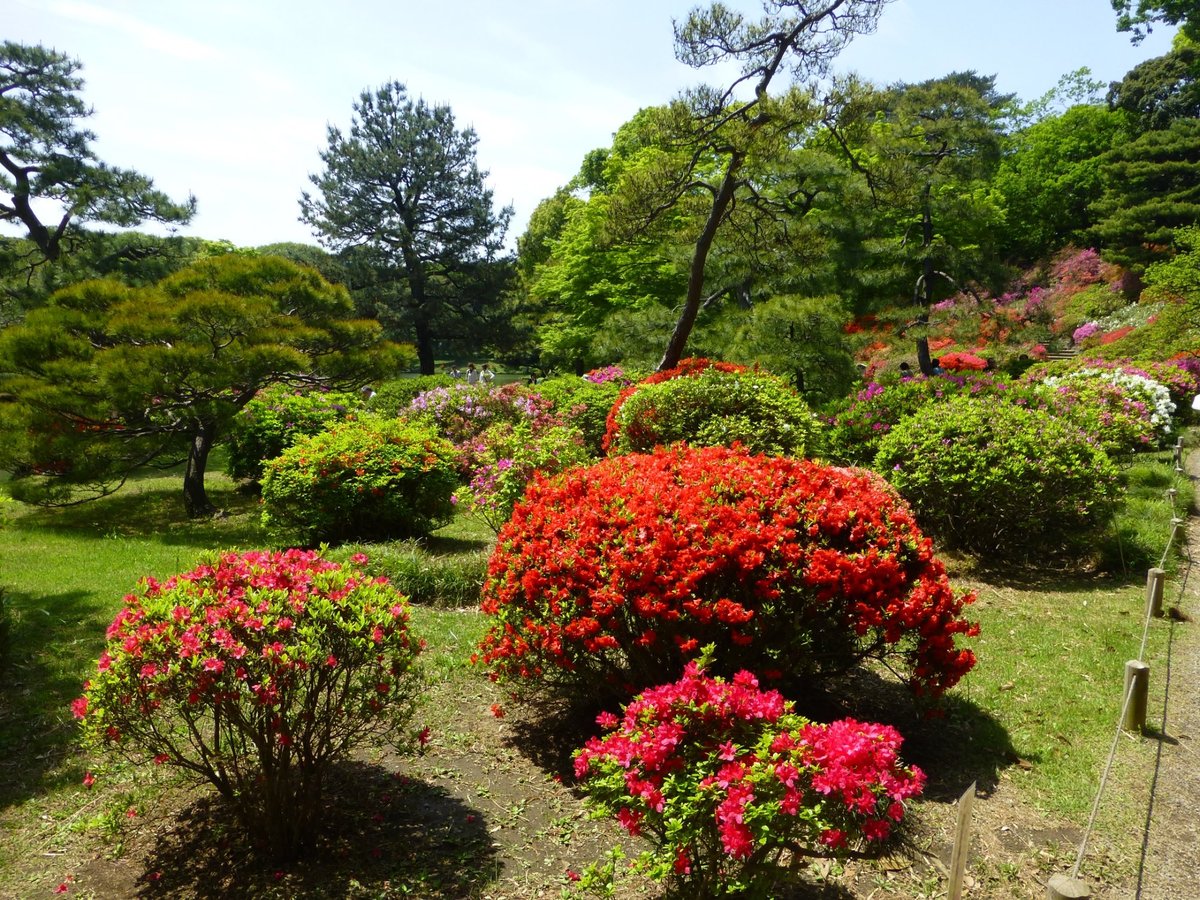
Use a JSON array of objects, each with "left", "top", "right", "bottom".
[
  {"left": 0, "top": 41, "right": 195, "bottom": 266},
  {"left": 644, "top": 0, "right": 895, "bottom": 369},
  {"left": 0, "top": 254, "right": 412, "bottom": 516},
  {"left": 1112, "top": 0, "right": 1200, "bottom": 44},
  {"left": 300, "top": 81, "right": 512, "bottom": 373}
]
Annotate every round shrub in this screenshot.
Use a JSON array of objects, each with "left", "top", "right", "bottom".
[
  {"left": 225, "top": 385, "right": 364, "bottom": 482},
  {"left": 406, "top": 382, "right": 557, "bottom": 479},
  {"left": 605, "top": 366, "right": 820, "bottom": 458},
  {"left": 477, "top": 445, "right": 977, "bottom": 700},
  {"left": 453, "top": 420, "right": 590, "bottom": 532},
  {"left": 875, "top": 395, "right": 1119, "bottom": 561},
  {"left": 1035, "top": 367, "right": 1175, "bottom": 454},
  {"left": 531, "top": 373, "right": 630, "bottom": 458},
  {"left": 261, "top": 415, "right": 459, "bottom": 544},
  {"left": 73, "top": 549, "right": 423, "bottom": 861},
  {"left": 603, "top": 357, "right": 747, "bottom": 452},
  {"left": 367, "top": 374, "right": 456, "bottom": 417},
  {"left": 825, "top": 372, "right": 1035, "bottom": 466},
  {"left": 574, "top": 662, "right": 925, "bottom": 896}
]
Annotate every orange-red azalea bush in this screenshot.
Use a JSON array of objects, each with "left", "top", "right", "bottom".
[{"left": 477, "top": 445, "right": 977, "bottom": 700}]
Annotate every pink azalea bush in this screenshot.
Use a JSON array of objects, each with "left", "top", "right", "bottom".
[
  {"left": 72, "top": 549, "right": 424, "bottom": 861},
  {"left": 573, "top": 660, "right": 925, "bottom": 896}
]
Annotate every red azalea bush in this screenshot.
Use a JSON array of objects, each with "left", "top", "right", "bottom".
[
  {"left": 602, "top": 358, "right": 747, "bottom": 452},
  {"left": 73, "top": 549, "right": 424, "bottom": 861},
  {"left": 937, "top": 351, "right": 988, "bottom": 372},
  {"left": 573, "top": 661, "right": 925, "bottom": 896},
  {"left": 477, "top": 445, "right": 977, "bottom": 700}
]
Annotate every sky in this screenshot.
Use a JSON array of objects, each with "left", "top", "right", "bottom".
[{"left": 6, "top": 0, "right": 1181, "bottom": 252}]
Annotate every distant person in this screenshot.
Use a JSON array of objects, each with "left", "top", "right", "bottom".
[
  {"left": 466, "top": 363, "right": 480, "bottom": 385},
  {"left": 481, "top": 363, "right": 495, "bottom": 385},
  {"left": 898, "top": 361, "right": 912, "bottom": 377},
  {"left": 930, "top": 357, "right": 944, "bottom": 375},
  {"left": 360, "top": 384, "right": 377, "bottom": 401},
  {"left": 449, "top": 365, "right": 462, "bottom": 379}
]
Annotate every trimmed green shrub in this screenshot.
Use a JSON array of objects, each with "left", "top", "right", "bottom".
[
  {"left": 824, "top": 372, "right": 1037, "bottom": 466},
  {"left": 453, "top": 420, "right": 591, "bottom": 532},
  {"left": 261, "top": 415, "right": 459, "bottom": 544},
  {"left": 225, "top": 385, "right": 364, "bottom": 482},
  {"left": 532, "top": 374, "right": 629, "bottom": 458},
  {"left": 606, "top": 367, "right": 820, "bottom": 458},
  {"left": 368, "top": 374, "right": 456, "bottom": 417},
  {"left": 875, "top": 396, "right": 1119, "bottom": 561}
]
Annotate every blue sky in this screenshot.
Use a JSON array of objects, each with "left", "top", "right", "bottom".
[{"left": 6, "top": 0, "right": 1180, "bottom": 251}]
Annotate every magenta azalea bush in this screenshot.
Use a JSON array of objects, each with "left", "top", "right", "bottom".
[
  {"left": 72, "top": 549, "right": 424, "bottom": 861},
  {"left": 453, "top": 420, "right": 590, "bottom": 532},
  {"left": 573, "top": 660, "right": 925, "bottom": 897}
]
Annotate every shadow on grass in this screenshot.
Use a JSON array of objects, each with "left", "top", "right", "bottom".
[
  {"left": 0, "top": 589, "right": 103, "bottom": 812},
  {"left": 130, "top": 760, "right": 501, "bottom": 899},
  {"left": 11, "top": 485, "right": 270, "bottom": 548}
]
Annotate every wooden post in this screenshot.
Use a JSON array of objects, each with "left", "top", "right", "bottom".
[
  {"left": 947, "top": 781, "right": 975, "bottom": 900},
  {"left": 1122, "top": 660, "right": 1150, "bottom": 733},
  {"left": 1146, "top": 568, "right": 1165, "bottom": 618},
  {"left": 1046, "top": 872, "right": 1091, "bottom": 899}
]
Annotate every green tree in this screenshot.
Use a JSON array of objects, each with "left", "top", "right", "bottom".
[
  {"left": 823, "top": 72, "right": 1010, "bottom": 372},
  {"left": 656, "top": 0, "right": 893, "bottom": 370},
  {"left": 1, "top": 231, "right": 237, "bottom": 325},
  {"left": 300, "top": 82, "right": 512, "bottom": 374},
  {"left": 1107, "top": 41, "right": 1200, "bottom": 132},
  {"left": 1112, "top": 0, "right": 1199, "bottom": 43},
  {"left": 993, "top": 104, "right": 1128, "bottom": 260},
  {"left": 1089, "top": 117, "right": 1200, "bottom": 270},
  {"left": 0, "top": 42, "right": 195, "bottom": 265},
  {"left": 0, "top": 255, "right": 411, "bottom": 516}
]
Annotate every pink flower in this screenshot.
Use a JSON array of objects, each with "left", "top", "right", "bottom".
[
  {"left": 201, "top": 657, "right": 224, "bottom": 674},
  {"left": 566, "top": 869, "right": 581, "bottom": 882},
  {"left": 70, "top": 697, "right": 88, "bottom": 720},
  {"left": 615, "top": 807, "right": 643, "bottom": 836},
  {"left": 417, "top": 726, "right": 431, "bottom": 747},
  {"left": 350, "top": 552, "right": 369, "bottom": 565},
  {"left": 82, "top": 772, "right": 95, "bottom": 789}
]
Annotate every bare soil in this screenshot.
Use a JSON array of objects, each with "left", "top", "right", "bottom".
[{"left": 5, "top": 457, "right": 1199, "bottom": 900}]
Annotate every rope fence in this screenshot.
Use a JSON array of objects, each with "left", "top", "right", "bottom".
[{"left": 1046, "top": 438, "right": 1194, "bottom": 900}]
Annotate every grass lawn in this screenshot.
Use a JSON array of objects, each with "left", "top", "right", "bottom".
[{"left": 0, "top": 447, "right": 1193, "bottom": 898}]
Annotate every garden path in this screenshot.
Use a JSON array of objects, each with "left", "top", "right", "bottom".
[{"left": 1124, "top": 445, "right": 1200, "bottom": 899}]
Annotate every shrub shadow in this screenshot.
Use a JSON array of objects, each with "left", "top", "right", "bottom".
[
  {"left": 795, "top": 668, "right": 1023, "bottom": 802},
  {"left": 133, "top": 759, "right": 501, "bottom": 899},
  {"left": 504, "top": 666, "right": 1021, "bottom": 809},
  {"left": 0, "top": 588, "right": 104, "bottom": 812}
]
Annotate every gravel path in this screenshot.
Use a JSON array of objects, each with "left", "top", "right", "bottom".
[{"left": 1121, "top": 445, "right": 1200, "bottom": 899}]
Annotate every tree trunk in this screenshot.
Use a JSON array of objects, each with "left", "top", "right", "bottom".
[
  {"left": 182, "top": 424, "right": 216, "bottom": 518},
  {"left": 658, "top": 153, "right": 744, "bottom": 371},
  {"left": 916, "top": 182, "right": 935, "bottom": 376},
  {"left": 413, "top": 312, "right": 436, "bottom": 375}
]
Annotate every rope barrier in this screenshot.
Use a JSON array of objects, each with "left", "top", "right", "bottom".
[{"left": 1063, "top": 447, "right": 1194, "bottom": 890}]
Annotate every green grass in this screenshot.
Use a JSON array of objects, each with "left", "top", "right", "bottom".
[{"left": 0, "top": 445, "right": 1192, "bottom": 894}]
